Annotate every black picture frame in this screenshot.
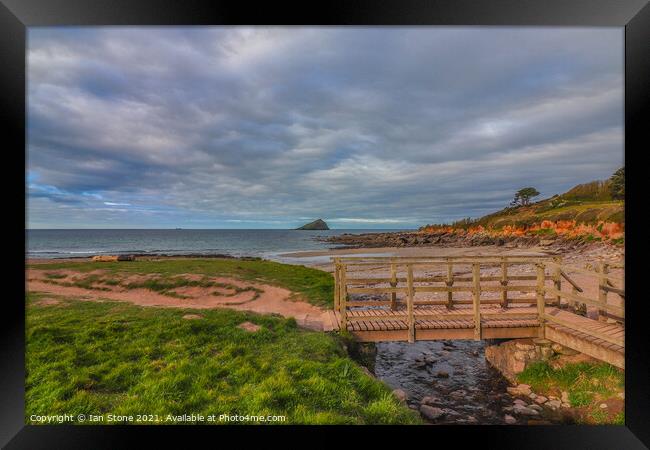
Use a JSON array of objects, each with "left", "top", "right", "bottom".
[{"left": 2, "top": 0, "right": 649, "bottom": 447}]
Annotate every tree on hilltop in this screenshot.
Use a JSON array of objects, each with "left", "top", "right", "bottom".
[
  {"left": 510, "top": 187, "right": 540, "bottom": 207},
  {"left": 609, "top": 167, "right": 624, "bottom": 200}
]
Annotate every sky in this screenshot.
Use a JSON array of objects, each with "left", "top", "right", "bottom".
[{"left": 27, "top": 27, "right": 624, "bottom": 229}]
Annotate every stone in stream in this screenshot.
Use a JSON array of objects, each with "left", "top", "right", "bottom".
[
  {"left": 420, "top": 396, "right": 439, "bottom": 406},
  {"left": 513, "top": 399, "right": 527, "bottom": 406},
  {"left": 504, "top": 414, "right": 517, "bottom": 424},
  {"left": 392, "top": 389, "right": 408, "bottom": 404},
  {"left": 534, "top": 396, "right": 548, "bottom": 404},
  {"left": 513, "top": 404, "right": 539, "bottom": 416},
  {"left": 449, "top": 389, "right": 467, "bottom": 398},
  {"left": 420, "top": 405, "right": 446, "bottom": 421},
  {"left": 528, "top": 404, "right": 543, "bottom": 412}
]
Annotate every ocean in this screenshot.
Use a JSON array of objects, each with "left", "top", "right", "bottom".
[{"left": 26, "top": 229, "right": 407, "bottom": 261}]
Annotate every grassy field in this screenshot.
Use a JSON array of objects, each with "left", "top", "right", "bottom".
[
  {"left": 29, "top": 258, "right": 334, "bottom": 307},
  {"left": 517, "top": 361, "right": 624, "bottom": 425},
  {"left": 26, "top": 292, "right": 420, "bottom": 425}
]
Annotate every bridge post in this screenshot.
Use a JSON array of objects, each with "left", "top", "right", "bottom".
[
  {"left": 446, "top": 258, "right": 454, "bottom": 309},
  {"left": 340, "top": 263, "right": 348, "bottom": 330},
  {"left": 407, "top": 264, "right": 415, "bottom": 343},
  {"left": 552, "top": 256, "right": 562, "bottom": 307},
  {"left": 597, "top": 262, "right": 609, "bottom": 322},
  {"left": 390, "top": 262, "right": 397, "bottom": 311},
  {"left": 472, "top": 263, "right": 481, "bottom": 340},
  {"left": 536, "top": 263, "right": 546, "bottom": 338},
  {"left": 333, "top": 259, "right": 340, "bottom": 313},
  {"left": 500, "top": 257, "right": 508, "bottom": 308}
]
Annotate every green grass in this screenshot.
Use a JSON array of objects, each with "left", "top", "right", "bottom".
[
  {"left": 28, "top": 258, "right": 334, "bottom": 307},
  {"left": 26, "top": 293, "right": 420, "bottom": 425},
  {"left": 517, "top": 361, "right": 624, "bottom": 424}
]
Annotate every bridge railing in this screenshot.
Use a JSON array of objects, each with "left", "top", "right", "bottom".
[
  {"left": 543, "top": 260, "right": 624, "bottom": 325},
  {"left": 333, "top": 255, "right": 555, "bottom": 342},
  {"left": 332, "top": 255, "right": 624, "bottom": 346}
]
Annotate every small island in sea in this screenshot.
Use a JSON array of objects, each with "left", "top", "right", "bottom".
[{"left": 296, "top": 218, "right": 329, "bottom": 230}]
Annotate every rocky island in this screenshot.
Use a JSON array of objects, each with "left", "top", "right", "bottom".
[{"left": 296, "top": 218, "right": 329, "bottom": 230}]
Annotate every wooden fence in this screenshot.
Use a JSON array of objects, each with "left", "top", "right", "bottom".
[{"left": 332, "top": 255, "right": 624, "bottom": 346}]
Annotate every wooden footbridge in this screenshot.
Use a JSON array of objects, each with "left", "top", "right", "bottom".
[{"left": 330, "top": 255, "right": 625, "bottom": 368}]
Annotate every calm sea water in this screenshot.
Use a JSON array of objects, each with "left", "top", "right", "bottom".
[{"left": 26, "top": 229, "right": 407, "bottom": 260}]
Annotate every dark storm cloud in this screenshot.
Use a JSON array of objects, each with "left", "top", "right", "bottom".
[{"left": 27, "top": 27, "right": 623, "bottom": 228}]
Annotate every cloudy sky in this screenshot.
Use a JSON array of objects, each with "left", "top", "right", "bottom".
[{"left": 27, "top": 27, "right": 623, "bottom": 229}]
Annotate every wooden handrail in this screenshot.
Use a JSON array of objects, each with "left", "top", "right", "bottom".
[
  {"left": 602, "top": 284, "right": 625, "bottom": 297},
  {"left": 559, "top": 270, "right": 583, "bottom": 293},
  {"left": 545, "top": 288, "right": 624, "bottom": 317},
  {"left": 545, "top": 261, "right": 622, "bottom": 284}
]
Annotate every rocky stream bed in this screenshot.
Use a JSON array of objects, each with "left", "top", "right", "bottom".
[{"left": 370, "top": 340, "right": 574, "bottom": 425}]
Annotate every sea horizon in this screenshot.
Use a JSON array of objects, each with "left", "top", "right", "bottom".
[{"left": 26, "top": 228, "right": 412, "bottom": 260}]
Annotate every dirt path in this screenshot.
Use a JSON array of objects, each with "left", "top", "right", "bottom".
[{"left": 27, "top": 269, "right": 328, "bottom": 330}]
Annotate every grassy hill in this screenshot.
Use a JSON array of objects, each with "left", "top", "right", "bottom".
[{"left": 420, "top": 174, "right": 624, "bottom": 243}]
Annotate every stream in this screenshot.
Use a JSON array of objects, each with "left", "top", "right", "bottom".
[{"left": 374, "top": 340, "right": 568, "bottom": 425}]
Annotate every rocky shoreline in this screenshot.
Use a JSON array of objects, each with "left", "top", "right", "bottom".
[{"left": 321, "top": 230, "right": 622, "bottom": 255}]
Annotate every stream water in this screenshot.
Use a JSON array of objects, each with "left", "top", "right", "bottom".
[{"left": 374, "top": 340, "right": 567, "bottom": 425}]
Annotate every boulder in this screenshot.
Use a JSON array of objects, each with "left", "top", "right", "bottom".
[
  {"left": 392, "top": 389, "right": 408, "bottom": 404},
  {"left": 420, "top": 405, "right": 445, "bottom": 420},
  {"left": 546, "top": 400, "right": 561, "bottom": 410},
  {"left": 561, "top": 391, "right": 570, "bottom": 404},
  {"left": 92, "top": 254, "right": 134, "bottom": 262},
  {"left": 513, "top": 404, "right": 539, "bottom": 416},
  {"left": 420, "top": 396, "right": 438, "bottom": 406}
]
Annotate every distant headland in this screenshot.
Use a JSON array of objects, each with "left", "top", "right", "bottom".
[{"left": 296, "top": 219, "right": 329, "bottom": 230}]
